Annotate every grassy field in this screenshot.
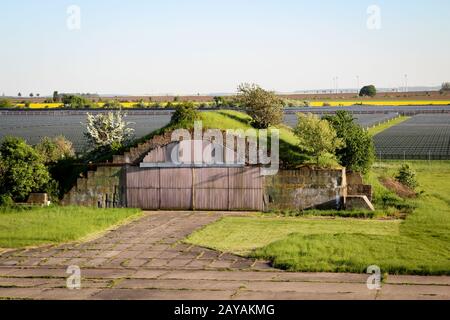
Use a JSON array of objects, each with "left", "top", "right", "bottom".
[
  {"left": 186, "top": 216, "right": 400, "bottom": 255},
  {"left": 186, "top": 161, "right": 450, "bottom": 275},
  {"left": 201, "top": 110, "right": 335, "bottom": 167},
  {"left": 367, "top": 116, "right": 410, "bottom": 136},
  {"left": 0, "top": 206, "right": 142, "bottom": 249}
]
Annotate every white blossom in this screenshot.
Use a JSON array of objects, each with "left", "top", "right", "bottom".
[{"left": 84, "top": 110, "right": 134, "bottom": 149}]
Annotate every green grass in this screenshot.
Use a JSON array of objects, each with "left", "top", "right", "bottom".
[
  {"left": 186, "top": 161, "right": 450, "bottom": 275},
  {"left": 200, "top": 110, "right": 336, "bottom": 167},
  {"left": 0, "top": 206, "right": 142, "bottom": 249},
  {"left": 367, "top": 116, "right": 410, "bottom": 136},
  {"left": 200, "top": 110, "right": 252, "bottom": 130},
  {"left": 186, "top": 216, "right": 400, "bottom": 256}
]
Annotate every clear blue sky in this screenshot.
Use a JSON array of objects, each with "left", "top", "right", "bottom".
[{"left": 1, "top": 0, "right": 449, "bottom": 95}]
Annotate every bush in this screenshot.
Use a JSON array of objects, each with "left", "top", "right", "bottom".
[
  {"left": 213, "top": 96, "right": 225, "bottom": 107},
  {"left": 294, "top": 113, "right": 343, "bottom": 165},
  {"left": 440, "top": 82, "right": 450, "bottom": 93},
  {"left": 103, "top": 100, "right": 123, "bottom": 109},
  {"left": 359, "top": 85, "right": 377, "bottom": 97},
  {"left": 62, "top": 95, "right": 96, "bottom": 109},
  {"left": 0, "top": 99, "right": 12, "bottom": 108},
  {"left": 133, "top": 100, "right": 147, "bottom": 108},
  {"left": 323, "top": 111, "right": 375, "bottom": 173},
  {"left": 237, "top": 83, "right": 284, "bottom": 129},
  {"left": 0, "top": 194, "right": 14, "bottom": 207},
  {"left": 85, "top": 110, "right": 135, "bottom": 152},
  {"left": 395, "top": 164, "right": 418, "bottom": 189},
  {"left": 35, "top": 136, "right": 75, "bottom": 164},
  {"left": 0, "top": 137, "right": 51, "bottom": 202},
  {"left": 170, "top": 102, "right": 200, "bottom": 127},
  {"left": 44, "top": 179, "right": 60, "bottom": 203}
]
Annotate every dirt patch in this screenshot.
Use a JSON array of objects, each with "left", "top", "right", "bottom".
[{"left": 380, "top": 177, "right": 417, "bottom": 199}]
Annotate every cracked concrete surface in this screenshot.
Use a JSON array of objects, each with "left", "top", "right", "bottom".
[{"left": 0, "top": 211, "right": 448, "bottom": 300}]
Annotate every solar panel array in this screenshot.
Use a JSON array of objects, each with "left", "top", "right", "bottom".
[
  {"left": 0, "top": 113, "right": 171, "bottom": 152},
  {"left": 1, "top": 110, "right": 449, "bottom": 160},
  {"left": 374, "top": 114, "right": 450, "bottom": 160}
]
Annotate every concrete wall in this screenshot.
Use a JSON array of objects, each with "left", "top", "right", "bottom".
[
  {"left": 346, "top": 171, "right": 373, "bottom": 201},
  {"left": 62, "top": 164, "right": 374, "bottom": 211},
  {"left": 264, "top": 167, "right": 347, "bottom": 211},
  {"left": 61, "top": 166, "right": 126, "bottom": 208}
]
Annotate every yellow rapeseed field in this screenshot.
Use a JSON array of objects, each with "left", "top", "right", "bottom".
[
  {"left": 308, "top": 100, "right": 450, "bottom": 107},
  {"left": 14, "top": 100, "right": 450, "bottom": 109},
  {"left": 15, "top": 102, "right": 137, "bottom": 109}
]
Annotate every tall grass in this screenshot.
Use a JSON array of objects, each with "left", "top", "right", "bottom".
[{"left": 186, "top": 161, "right": 450, "bottom": 275}]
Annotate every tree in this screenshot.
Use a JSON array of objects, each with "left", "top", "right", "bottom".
[
  {"left": 213, "top": 96, "right": 225, "bottom": 107},
  {"left": 85, "top": 110, "right": 135, "bottom": 151},
  {"left": 170, "top": 102, "right": 200, "bottom": 127},
  {"left": 440, "top": 82, "right": 450, "bottom": 93},
  {"left": 53, "top": 91, "right": 60, "bottom": 102},
  {"left": 323, "top": 111, "right": 375, "bottom": 173},
  {"left": 18, "top": 92, "right": 22, "bottom": 97},
  {"left": 29, "top": 93, "right": 34, "bottom": 98},
  {"left": 237, "top": 83, "right": 284, "bottom": 129},
  {"left": 36, "top": 93, "right": 40, "bottom": 97},
  {"left": 35, "top": 136, "right": 75, "bottom": 164},
  {"left": 294, "top": 113, "right": 343, "bottom": 165},
  {"left": 359, "top": 85, "right": 377, "bottom": 97},
  {"left": 0, "top": 137, "right": 51, "bottom": 202},
  {"left": 62, "top": 95, "right": 96, "bottom": 108}
]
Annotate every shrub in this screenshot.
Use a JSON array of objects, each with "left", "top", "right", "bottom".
[
  {"left": 103, "top": 99, "right": 123, "bottom": 109},
  {"left": 395, "top": 164, "right": 418, "bottom": 189},
  {"left": 440, "top": 82, "right": 450, "bottom": 93},
  {"left": 323, "top": 111, "right": 375, "bottom": 173},
  {"left": 0, "top": 194, "right": 14, "bottom": 207},
  {"left": 170, "top": 102, "right": 200, "bottom": 127},
  {"left": 213, "top": 96, "right": 225, "bottom": 107},
  {"left": 62, "top": 95, "right": 96, "bottom": 109},
  {"left": 133, "top": 99, "right": 147, "bottom": 108},
  {"left": 0, "top": 137, "right": 51, "bottom": 202},
  {"left": 85, "top": 110, "right": 135, "bottom": 152},
  {"left": 35, "top": 136, "right": 75, "bottom": 164},
  {"left": 237, "top": 83, "right": 284, "bottom": 129},
  {"left": 294, "top": 113, "right": 343, "bottom": 165},
  {"left": 359, "top": 85, "right": 377, "bottom": 97},
  {"left": 0, "top": 99, "right": 12, "bottom": 108}
]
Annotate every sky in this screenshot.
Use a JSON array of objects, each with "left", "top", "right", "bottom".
[{"left": 1, "top": 0, "right": 450, "bottom": 96}]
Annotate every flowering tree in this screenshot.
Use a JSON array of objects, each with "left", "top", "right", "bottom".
[{"left": 84, "top": 110, "right": 134, "bottom": 151}]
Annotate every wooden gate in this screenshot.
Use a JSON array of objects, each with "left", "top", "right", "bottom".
[{"left": 126, "top": 166, "right": 264, "bottom": 211}]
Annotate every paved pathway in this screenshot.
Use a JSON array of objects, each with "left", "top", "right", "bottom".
[{"left": 0, "top": 211, "right": 449, "bottom": 300}]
